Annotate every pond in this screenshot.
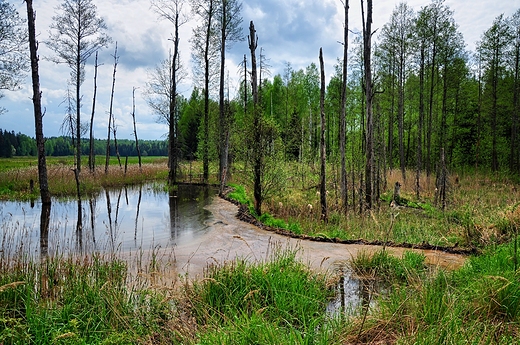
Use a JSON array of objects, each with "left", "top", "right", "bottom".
[{"left": 0, "top": 184, "right": 217, "bottom": 258}]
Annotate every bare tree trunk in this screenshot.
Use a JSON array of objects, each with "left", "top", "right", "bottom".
[
  {"left": 110, "top": 44, "right": 121, "bottom": 169},
  {"left": 511, "top": 44, "right": 520, "bottom": 173},
  {"left": 340, "top": 0, "right": 349, "bottom": 212},
  {"left": 26, "top": 0, "right": 51, "bottom": 205},
  {"left": 416, "top": 45, "right": 425, "bottom": 199},
  {"left": 89, "top": 51, "right": 99, "bottom": 173},
  {"left": 202, "top": 0, "right": 215, "bottom": 184},
  {"left": 105, "top": 43, "right": 119, "bottom": 173},
  {"left": 362, "top": 0, "right": 374, "bottom": 210},
  {"left": 319, "top": 48, "right": 328, "bottom": 222},
  {"left": 249, "top": 21, "right": 261, "bottom": 216},
  {"left": 219, "top": 0, "right": 228, "bottom": 195},
  {"left": 169, "top": 9, "right": 181, "bottom": 186},
  {"left": 131, "top": 87, "right": 142, "bottom": 169}
]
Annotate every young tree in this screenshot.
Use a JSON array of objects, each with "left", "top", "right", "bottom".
[
  {"left": 151, "top": 0, "right": 187, "bottom": 185},
  {"left": 217, "top": 0, "right": 243, "bottom": 194},
  {"left": 1, "top": 0, "right": 28, "bottom": 114},
  {"left": 25, "top": 0, "right": 50, "bottom": 205},
  {"left": 46, "top": 0, "right": 111, "bottom": 173}
]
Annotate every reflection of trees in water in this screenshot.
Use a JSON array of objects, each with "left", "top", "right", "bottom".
[
  {"left": 40, "top": 203, "right": 51, "bottom": 257},
  {"left": 169, "top": 189, "right": 179, "bottom": 240},
  {"left": 76, "top": 198, "right": 83, "bottom": 252},
  {"left": 333, "top": 269, "right": 380, "bottom": 315},
  {"left": 134, "top": 185, "right": 142, "bottom": 241},
  {"left": 104, "top": 187, "right": 123, "bottom": 253},
  {"left": 168, "top": 185, "right": 213, "bottom": 242},
  {"left": 89, "top": 197, "right": 96, "bottom": 244}
]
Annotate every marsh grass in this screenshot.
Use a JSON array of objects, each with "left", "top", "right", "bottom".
[
  {"left": 344, "top": 242, "right": 520, "bottom": 344},
  {"left": 230, "top": 167, "right": 520, "bottom": 249},
  {"left": 187, "top": 245, "right": 337, "bottom": 344},
  {"left": 0, "top": 157, "right": 169, "bottom": 200}
]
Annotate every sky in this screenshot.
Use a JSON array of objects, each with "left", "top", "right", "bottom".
[{"left": 1, "top": 0, "right": 518, "bottom": 141}]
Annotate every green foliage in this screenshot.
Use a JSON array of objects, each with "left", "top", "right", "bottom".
[
  {"left": 350, "top": 249, "right": 427, "bottom": 284},
  {"left": 189, "top": 247, "right": 334, "bottom": 344},
  {"left": 364, "top": 241, "right": 520, "bottom": 343}
]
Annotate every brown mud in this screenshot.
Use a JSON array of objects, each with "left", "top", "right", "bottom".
[{"left": 125, "top": 196, "right": 469, "bottom": 283}]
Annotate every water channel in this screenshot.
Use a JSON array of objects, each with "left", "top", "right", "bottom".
[{"left": 0, "top": 183, "right": 466, "bottom": 315}]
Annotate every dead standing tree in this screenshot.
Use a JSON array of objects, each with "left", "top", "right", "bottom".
[
  {"left": 131, "top": 87, "right": 142, "bottom": 170},
  {"left": 152, "top": 0, "right": 187, "bottom": 185},
  {"left": 319, "top": 48, "right": 328, "bottom": 222},
  {"left": 340, "top": 0, "right": 349, "bottom": 212},
  {"left": 25, "top": 0, "right": 51, "bottom": 205},
  {"left": 248, "top": 21, "right": 262, "bottom": 216},
  {"left": 105, "top": 43, "right": 120, "bottom": 173},
  {"left": 46, "top": 0, "right": 111, "bottom": 174},
  {"left": 361, "top": 0, "right": 376, "bottom": 210},
  {"left": 88, "top": 51, "right": 100, "bottom": 173}
]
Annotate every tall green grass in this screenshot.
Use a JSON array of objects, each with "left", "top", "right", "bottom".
[
  {"left": 187, "top": 246, "right": 336, "bottom": 344},
  {"left": 346, "top": 242, "right": 520, "bottom": 344}
]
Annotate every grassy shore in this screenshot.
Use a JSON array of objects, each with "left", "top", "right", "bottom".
[{"left": 1, "top": 157, "right": 519, "bottom": 343}]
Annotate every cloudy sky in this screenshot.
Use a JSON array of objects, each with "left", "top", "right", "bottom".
[{"left": 1, "top": 0, "right": 518, "bottom": 141}]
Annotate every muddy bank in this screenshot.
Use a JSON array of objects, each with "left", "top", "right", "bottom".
[{"left": 125, "top": 196, "right": 468, "bottom": 282}]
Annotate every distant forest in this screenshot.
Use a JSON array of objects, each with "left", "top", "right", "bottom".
[{"left": 0, "top": 129, "right": 169, "bottom": 158}]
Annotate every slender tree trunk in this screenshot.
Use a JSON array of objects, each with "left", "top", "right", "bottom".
[
  {"left": 105, "top": 43, "right": 119, "bottom": 173},
  {"left": 26, "top": 0, "right": 51, "bottom": 205},
  {"left": 132, "top": 87, "right": 142, "bottom": 169},
  {"left": 511, "top": 45, "right": 520, "bottom": 173},
  {"left": 319, "top": 48, "right": 328, "bottom": 222},
  {"left": 426, "top": 36, "right": 437, "bottom": 177},
  {"left": 416, "top": 45, "right": 425, "bottom": 199},
  {"left": 202, "top": 0, "right": 214, "bottom": 183},
  {"left": 249, "top": 21, "right": 261, "bottom": 215},
  {"left": 169, "top": 11, "right": 180, "bottom": 186},
  {"left": 219, "top": 0, "right": 228, "bottom": 195},
  {"left": 89, "top": 51, "right": 99, "bottom": 173},
  {"left": 491, "top": 48, "right": 499, "bottom": 172},
  {"left": 362, "top": 0, "right": 374, "bottom": 210},
  {"left": 340, "top": 0, "right": 349, "bottom": 212},
  {"left": 398, "top": 47, "right": 406, "bottom": 181},
  {"left": 76, "top": 31, "right": 82, "bottom": 173}
]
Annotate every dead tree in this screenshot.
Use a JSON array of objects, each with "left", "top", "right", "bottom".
[
  {"left": 131, "top": 87, "right": 142, "bottom": 169},
  {"left": 25, "top": 0, "right": 51, "bottom": 205},
  {"left": 319, "top": 48, "right": 328, "bottom": 222},
  {"left": 89, "top": 51, "right": 100, "bottom": 173},
  {"left": 361, "top": 0, "right": 375, "bottom": 210}
]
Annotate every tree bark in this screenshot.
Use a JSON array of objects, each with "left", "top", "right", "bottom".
[
  {"left": 362, "top": 0, "right": 374, "bottom": 210},
  {"left": 132, "top": 87, "right": 142, "bottom": 169},
  {"left": 89, "top": 51, "right": 99, "bottom": 173},
  {"left": 219, "top": 0, "right": 228, "bottom": 194},
  {"left": 319, "top": 48, "right": 328, "bottom": 222},
  {"left": 340, "top": 0, "right": 349, "bottom": 212},
  {"left": 26, "top": 0, "right": 51, "bottom": 205},
  {"left": 248, "top": 21, "right": 261, "bottom": 216}
]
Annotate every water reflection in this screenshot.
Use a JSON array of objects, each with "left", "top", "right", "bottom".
[
  {"left": 1, "top": 184, "right": 216, "bottom": 258},
  {"left": 40, "top": 203, "right": 51, "bottom": 257},
  {"left": 327, "top": 266, "right": 380, "bottom": 316}
]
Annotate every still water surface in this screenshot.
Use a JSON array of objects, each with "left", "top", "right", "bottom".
[{"left": 0, "top": 184, "right": 216, "bottom": 257}]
